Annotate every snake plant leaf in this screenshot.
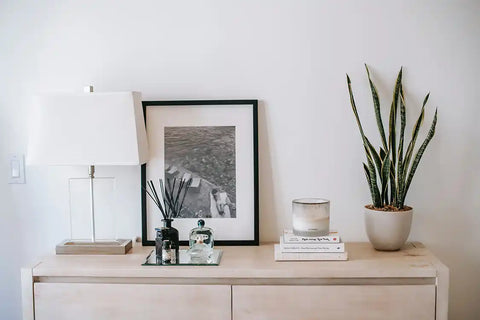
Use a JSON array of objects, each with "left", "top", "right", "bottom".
[
  {"left": 380, "top": 149, "right": 391, "bottom": 207},
  {"left": 389, "top": 168, "right": 397, "bottom": 206},
  {"left": 365, "top": 136, "right": 383, "bottom": 178},
  {"left": 347, "top": 75, "right": 369, "bottom": 142},
  {"left": 402, "top": 109, "right": 438, "bottom": 204},
  {"left": 396, "top": 85, "right": 407, "bottom": 208},
  {"left": 378, "top": 147, "right": 389, "bottom": 204},
  {"left": 379, "top": 147, "right": 386, "bottom": 160},
  {"left": 363, "top": 163, "right": 371, "bottom": 180},
  {"left": 365, "top": 153, "right": 381, "bottom": 207},
  {"left": 398, "top": 85, "right": 407, "bottom": 162},
  {"left": 348, "top": 75, "right": 382, "bottom": 207},
  {"left": 403, "top": 92, "right": 429, "bottom": 183},
  {"left": 365, "top": 64, "right": 388, "bottom": 150},
  {"left": 348, "top": 75, "right": 377, "bottom": 168},
  {"left": 389, "top": 67, "right": 403, "bottom": 172},
  {"left": 388, "top": 69, "right": 401, "bottom": 207},
  {"left": 363, "top": 163, "right": 376, "bottom": 202},
  {"left": 390, "top": 161, "right": 397, "bottom": 205}
]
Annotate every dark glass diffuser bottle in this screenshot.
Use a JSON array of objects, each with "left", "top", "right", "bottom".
[{"left": 155, "top": 219, "right": 179, "bottom": 264}]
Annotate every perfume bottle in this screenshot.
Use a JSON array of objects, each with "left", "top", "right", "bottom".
[{"left": 188, "top": 219, "right": 214, "bottom": 263}]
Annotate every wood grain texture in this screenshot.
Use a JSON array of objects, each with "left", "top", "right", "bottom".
[
  {"left": 35, "top": 276, "right": 436, "bottom": 286},
  {"left": 32, "top": 242, "right": 440, "bottom": 279},
  {"left": 233, "top": 285, "right": 436, "bottom": 320},
  {"left": 34, "top": 283, "right": 230, "bottom": 320}
]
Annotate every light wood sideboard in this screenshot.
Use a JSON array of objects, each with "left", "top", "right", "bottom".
[{"left": 22, "top": 242, "right": 448, "bottom": 320}]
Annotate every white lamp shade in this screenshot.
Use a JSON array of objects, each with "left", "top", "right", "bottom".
[{"left": 27, "top": 92, "right": 149, "bottom": 166}]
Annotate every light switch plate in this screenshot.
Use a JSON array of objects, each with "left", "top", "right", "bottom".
[{"left": 8, "top": 154, "right": 25, "bottom": 184}]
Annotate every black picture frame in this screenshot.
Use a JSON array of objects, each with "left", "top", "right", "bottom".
[{"left": 141, "top": 100, "right": 259, "bottom": 246}]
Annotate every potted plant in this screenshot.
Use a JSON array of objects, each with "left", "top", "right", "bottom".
[
  {"left": 144, "top": 178, "right": 192, "bottom": 263},
  {"left": 347, "top": 65, "right": 438, "bottom": 250}
]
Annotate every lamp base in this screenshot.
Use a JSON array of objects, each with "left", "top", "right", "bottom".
[{"left": 56, "top": 239, "right": 132, "bottom": 255}]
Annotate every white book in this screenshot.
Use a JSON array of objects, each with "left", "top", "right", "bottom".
[
  {"left": 280, "top": 237, "right": 345, "bottom": 252},
  {"left": 274, "top": 244, "right": 348, "bottom": 261},
  {"left": 283, "top": 229, "right": 340, "bottom": 243}
]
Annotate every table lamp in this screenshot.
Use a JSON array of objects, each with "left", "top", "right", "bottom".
[{"left": 27, "top": 86, "right": 148, "bottom": 254}]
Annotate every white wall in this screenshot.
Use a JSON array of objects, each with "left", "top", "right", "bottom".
[{"left": 1, "top": 0, "right": 479, "bottom": 318}]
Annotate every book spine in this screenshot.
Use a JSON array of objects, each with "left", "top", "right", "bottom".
[
  {"left": 283, "top": 236, "right": 340, "bottom": 243},
  {"left": 283, "top": 231, "right": 340, "bottom": 243},
  {"left": 274, "top": 245, "right": 348, "bottom": 261},
  {"left": 280, "top": 239, "right": 345, "bottom": 252},
  {"left": 280, "top": 246, "right": 344, "bottom": 253}
]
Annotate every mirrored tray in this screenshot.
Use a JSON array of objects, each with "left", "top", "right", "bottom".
[{"left": 142, "top": 249, "right": 223, "bottom": 266}]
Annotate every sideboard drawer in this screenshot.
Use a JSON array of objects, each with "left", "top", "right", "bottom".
[
  {"left": 233, "top": 285, "right": 435, "bottom": 320},
  {"left": 34, "top": 283, "right": 231, "bottom": 320}
]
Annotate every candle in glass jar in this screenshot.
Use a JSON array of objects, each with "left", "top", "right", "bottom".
[{"left": 292, "top": 198, "right": 330, "bottom": 236}]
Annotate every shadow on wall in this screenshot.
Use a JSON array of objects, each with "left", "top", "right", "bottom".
[{"left": 258, "top": 100, "right": 279, "bottom": 242}]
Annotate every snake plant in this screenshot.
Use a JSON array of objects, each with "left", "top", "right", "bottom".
[{"left": 347, "top": 65, "right": 438, "bottom": 210}]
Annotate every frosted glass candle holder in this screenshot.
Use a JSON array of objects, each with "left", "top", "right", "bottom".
[{"left": 292, "top": 198, "right": 330, "bottom": 236}]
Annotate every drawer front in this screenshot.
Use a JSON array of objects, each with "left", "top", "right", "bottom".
[
  {"left": 233, "top": 285, "right": 435, "bottom": 320},
  {"left": 35, "top": 283, "right": 231, "bottom": 320}
]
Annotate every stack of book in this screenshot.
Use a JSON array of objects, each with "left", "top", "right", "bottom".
[{"left": 274, "top": 229, "right": 348, "bottom": 261}]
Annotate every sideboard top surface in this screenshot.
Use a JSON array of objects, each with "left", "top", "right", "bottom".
[{"left": 30, "top": 242, "right": 445, "bottom": 279}]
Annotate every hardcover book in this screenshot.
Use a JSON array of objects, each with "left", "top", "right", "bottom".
[
  {"left": 280, "top": 237, "right": 345, "bottom": 252},
  {"left": 283, "top": 229, "right": 340, "bottom": 243},
  {"left": 274, "top": 244, "right": 348, "bottom": 261}
]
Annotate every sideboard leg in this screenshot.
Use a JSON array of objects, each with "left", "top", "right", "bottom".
[
  {"left": 21, "top": 268, "right": 35, "bottom": 320},
  {"left": 434, "top": 262, "right": 449, "bottom": 320}
]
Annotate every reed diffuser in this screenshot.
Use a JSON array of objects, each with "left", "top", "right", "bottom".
[{"left": 144, "top": 178, "right": 192, "bottom": 264}]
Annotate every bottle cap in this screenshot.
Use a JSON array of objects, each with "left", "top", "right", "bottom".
[{"left": 198, "top": 219, "right": 205, "bottom": 228}]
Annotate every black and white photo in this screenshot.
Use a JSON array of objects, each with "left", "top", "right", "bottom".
[{"left": 164, "top": 126, "right": 236, "bottom": 219}]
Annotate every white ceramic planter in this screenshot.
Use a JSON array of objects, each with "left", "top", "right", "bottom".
[{"left": 364, "top": 207, "right": 413, "bottom": 251}]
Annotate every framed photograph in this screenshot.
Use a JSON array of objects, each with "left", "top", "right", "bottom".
[{"left": 141, "top": 100, "right": 259, "bottom": 246}]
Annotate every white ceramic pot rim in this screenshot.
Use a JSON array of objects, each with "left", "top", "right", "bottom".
[{"left": 364, "top": 206, "right": 413, "bottom": 214}]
